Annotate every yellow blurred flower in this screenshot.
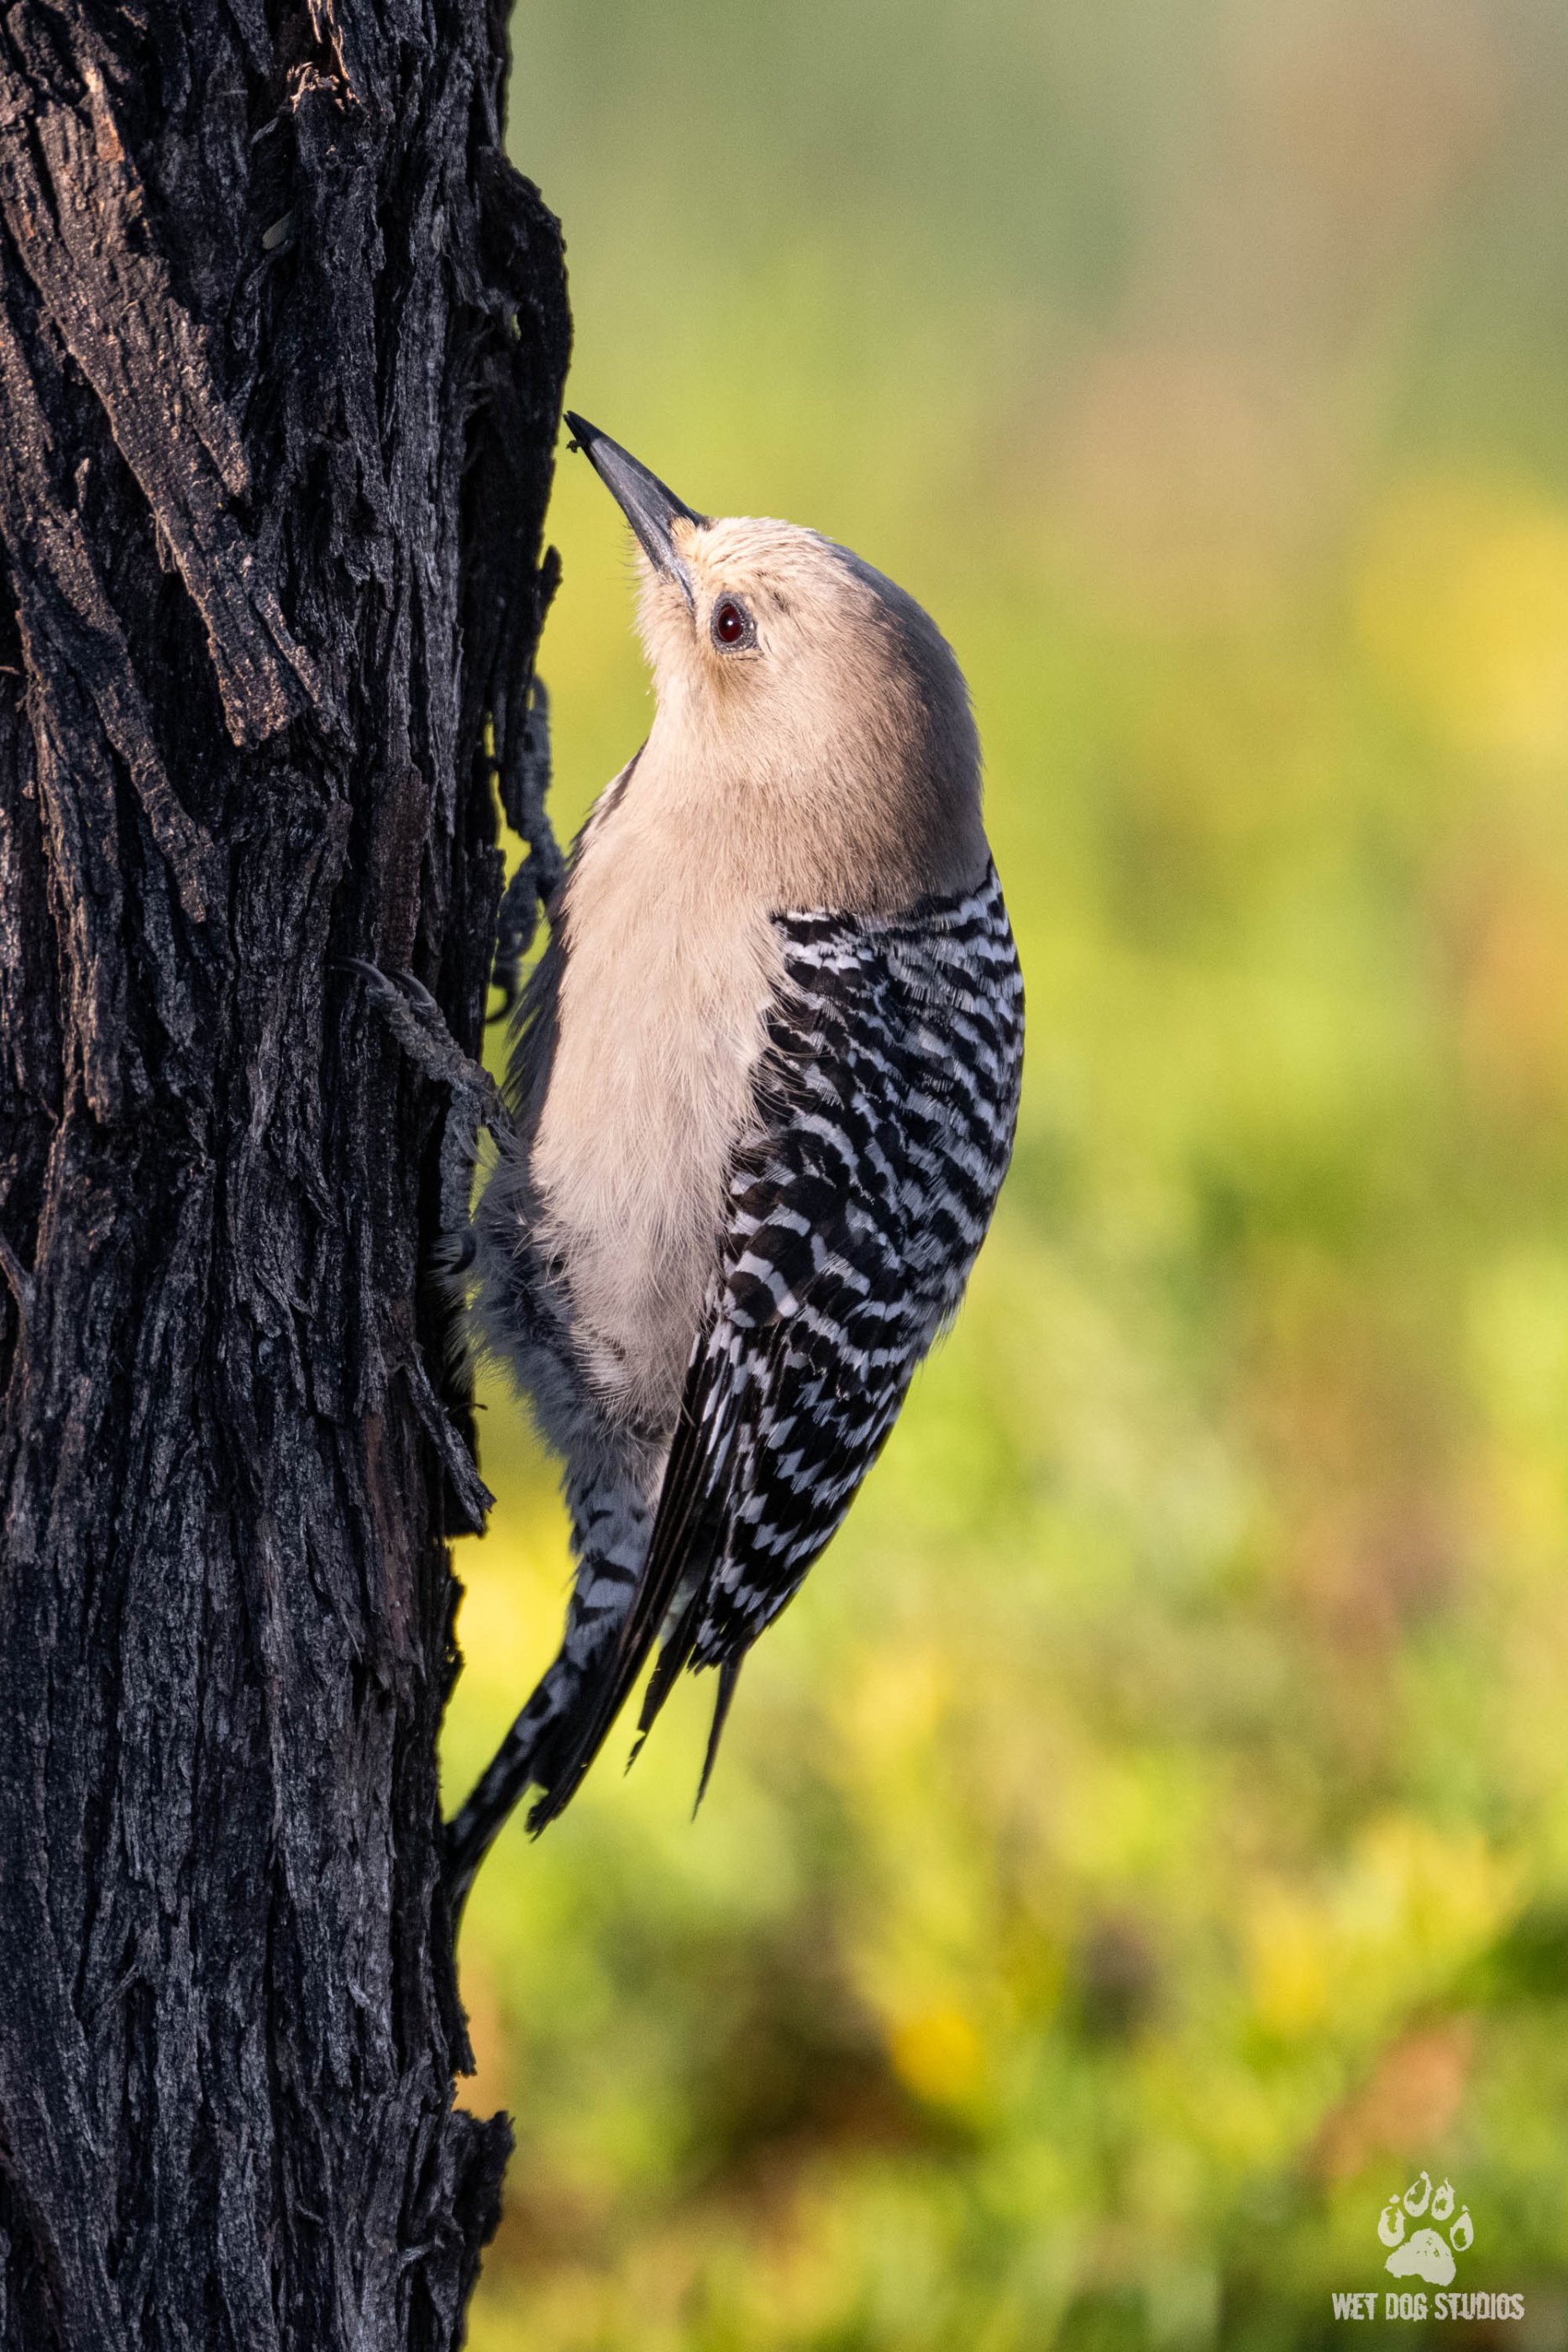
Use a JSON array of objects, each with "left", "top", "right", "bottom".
[
  {"left": 1355, "top": 479, "right": 1568, "bottom": 764},
  {"left": 1248, "top": 1888, "right": 1332, "bottom": 2038},
  {"left": 888, "top": 2003, "right": 985, "bottom": 2106},
  {"left": 1247, "top": 1819, "right": 1518, "bottom": 2045}
]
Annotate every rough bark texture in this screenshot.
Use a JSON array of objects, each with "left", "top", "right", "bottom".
[{"left": 0, "top": 0, "right": 569, "bottom": 2342}]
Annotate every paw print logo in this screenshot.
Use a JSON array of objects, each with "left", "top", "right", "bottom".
[{"left": 1378, "top": 2173, "right": 1474, "bottom": 2286}]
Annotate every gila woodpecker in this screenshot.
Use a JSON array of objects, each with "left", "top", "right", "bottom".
[{"left": 427, "top": 417, "right": 1024, "bottom": 1902}]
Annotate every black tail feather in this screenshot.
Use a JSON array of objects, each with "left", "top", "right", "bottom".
[{"left": 693, "top": 1662, "right": 742, "bottom": 1815}]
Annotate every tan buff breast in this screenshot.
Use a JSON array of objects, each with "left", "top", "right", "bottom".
[{"left": 529, "top": 768, "right": 785, "bottom": 1430}]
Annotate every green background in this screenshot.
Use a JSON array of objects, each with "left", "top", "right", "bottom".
[{"left": 448, "top": 3, "right": 1568, "bottom": 2343}]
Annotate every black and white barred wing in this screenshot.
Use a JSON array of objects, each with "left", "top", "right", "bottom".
[{"left": 531, "top": 867, "right": 1023, "bottom": 1824}]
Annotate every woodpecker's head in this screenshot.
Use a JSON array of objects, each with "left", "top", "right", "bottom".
[{"left": 564, "top": 413, "right": 988, "bottom": 906}]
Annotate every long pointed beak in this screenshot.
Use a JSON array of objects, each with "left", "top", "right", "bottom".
[{"left": 564, "top": 412, "right": 707, "bottom": 609}]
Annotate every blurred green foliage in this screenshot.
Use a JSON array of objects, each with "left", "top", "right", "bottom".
[{"left": 449, "top": 3, "right": 1568, "bottom": 2342}]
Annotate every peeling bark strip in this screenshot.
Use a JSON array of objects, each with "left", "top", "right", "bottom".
[{"left": 0, "top": 0, "right": 569, "bottom": 2339}]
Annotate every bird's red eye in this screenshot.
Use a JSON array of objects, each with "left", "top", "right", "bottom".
[{"left": 712, "top": 598, "right": 749, "bottom": 647}]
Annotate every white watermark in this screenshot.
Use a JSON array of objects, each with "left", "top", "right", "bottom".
[{"left": 1329, "top": 2174, "right": 1524, "bottom": 2324}]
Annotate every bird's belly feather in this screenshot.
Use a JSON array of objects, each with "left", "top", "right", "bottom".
[{"left": 530, "top": 856, "right": 784, "bottom": 1432}]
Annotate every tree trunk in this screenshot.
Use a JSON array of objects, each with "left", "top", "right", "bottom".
[{"left": 0, "top": 0, "right": 569, "bottom": 2342}]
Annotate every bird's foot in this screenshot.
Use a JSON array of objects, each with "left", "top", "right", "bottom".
[
  {"left": 344, "top": 960, "right": 501, "bottom": 1104},
  {"left": 491, "top": 675, "right": 564, "bottom": 1021},
  {"left": 342, "top": 960, "right": 511, "bottom": 1236}
]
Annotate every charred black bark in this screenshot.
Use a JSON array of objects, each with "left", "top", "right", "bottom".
[{"left": 0, "top": 0, "right": 569, "bottom": 2342}]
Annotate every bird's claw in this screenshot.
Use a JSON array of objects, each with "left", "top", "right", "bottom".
[
  {"left": 341, "top": 957, "right": 509, "bottom": 1131},
  {"left": 395, "top": 968, "right": 441, "bottom": 1017}
]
